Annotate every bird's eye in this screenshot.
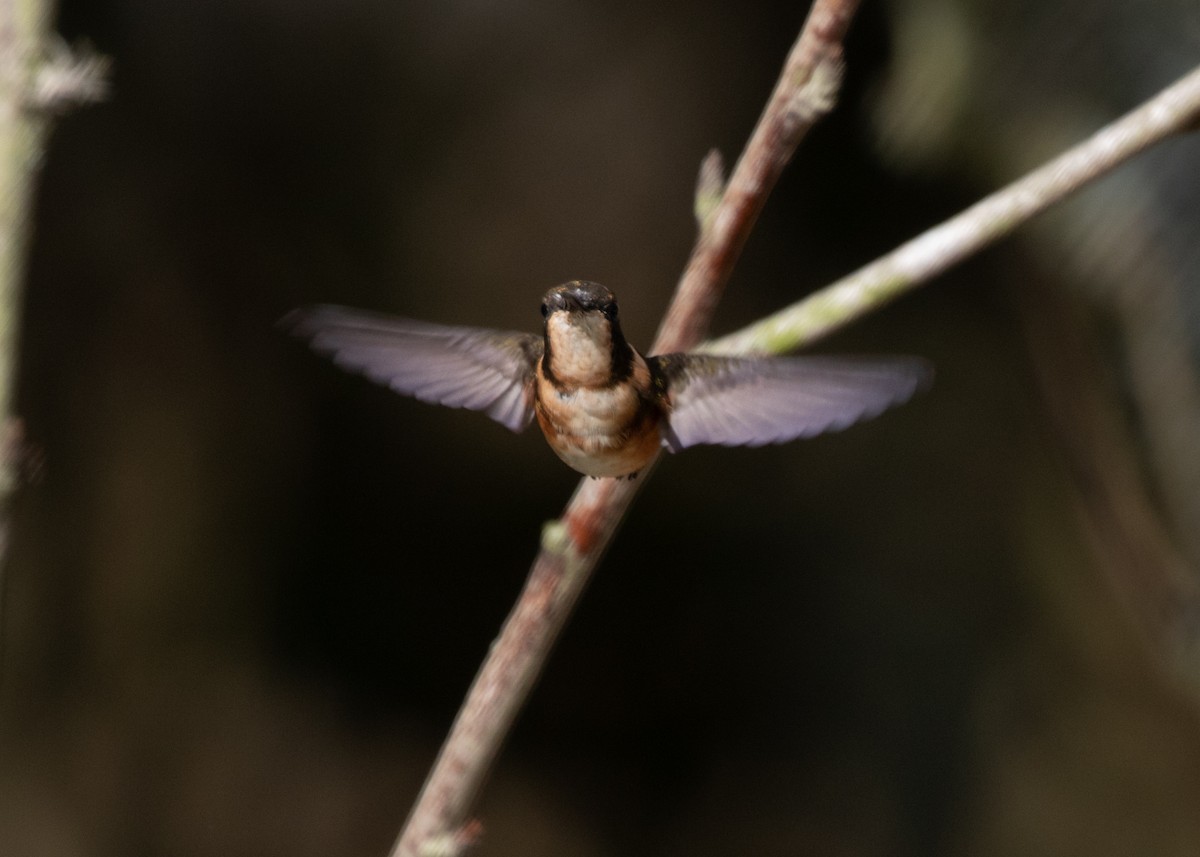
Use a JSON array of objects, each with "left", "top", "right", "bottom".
[
  {"left": 604, "top": 304, "right": 618, "bottom": 320},
  {"left": 540, "top": 302, "right": 549, "bottom": 318}
]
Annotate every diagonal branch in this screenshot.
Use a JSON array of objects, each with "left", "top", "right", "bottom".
[
  {"left": 390, "top": 2, "right": 862, "bottom": 855},
  {"left": 703, "top": 62, "right": 1200, "bottom": 357}
]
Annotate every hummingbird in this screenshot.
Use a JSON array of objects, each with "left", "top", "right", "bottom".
[{"left": 284, "top": 280, "right": 929, "bottom": 479}]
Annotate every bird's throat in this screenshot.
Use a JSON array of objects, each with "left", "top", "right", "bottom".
[{"left": 544, "top": 311, "right": 626, "bottom": 387}]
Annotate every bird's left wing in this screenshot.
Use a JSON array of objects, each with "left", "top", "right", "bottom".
[
  {"left": 651, "top": 353, "right": 931, "bottom": 452},
  {"left": 284, "top": 305, "right": 544, "bottom": 432}
]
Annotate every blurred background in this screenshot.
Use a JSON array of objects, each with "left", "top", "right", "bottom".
[{"left": 4, "top": 0, "right": 1200, "bottom": 854}]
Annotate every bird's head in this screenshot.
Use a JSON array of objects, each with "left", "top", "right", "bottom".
[{"left": 540, "top": 281, "right": 630, "bottom": 387}]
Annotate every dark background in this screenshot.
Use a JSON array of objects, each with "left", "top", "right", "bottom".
[{"left": 4, "top": 1, "right": 1200, "bottom": 855}]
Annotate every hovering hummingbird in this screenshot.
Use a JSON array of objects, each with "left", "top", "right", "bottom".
[{"left": 284, "top": 280, "right": 929, "bottom": 479}]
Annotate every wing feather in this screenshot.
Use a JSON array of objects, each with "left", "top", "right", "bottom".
[
  {"left": 653, "top": 354, "right": 931, "bottom": 451},
  {"left": 283, "top": 305, "right": 543, "bottom": 432}
]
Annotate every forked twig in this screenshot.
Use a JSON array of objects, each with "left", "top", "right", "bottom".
[{"left": 391, "top": 11, "right": 1200, "bottom": 857}]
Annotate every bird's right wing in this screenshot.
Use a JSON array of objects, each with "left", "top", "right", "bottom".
[
  {"left": 283, "top": 305, "right": 544, "bottom": 432},
  {"left": 652, "top": 353, "right": 931, "bottom": 451}
]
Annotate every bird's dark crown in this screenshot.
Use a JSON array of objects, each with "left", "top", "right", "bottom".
[{"left": 541, "top": 280, "right": 618, "bottom": 319}]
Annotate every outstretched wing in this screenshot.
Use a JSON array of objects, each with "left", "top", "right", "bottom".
[
  {"left": 283, "top": 305, "right": 544, "bottom": 432},
  {"left": 652, "top": 353, "right": 931, "bottom": 452}
]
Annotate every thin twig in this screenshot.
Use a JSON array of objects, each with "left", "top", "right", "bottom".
[
  {"left": 390, "top": 2, "right": 862, "bottom": 855},
  {"left": 702, "top": 62, "right": 1200, "bottom": 357},
  {"left": 652, "top": 0, "right": 857, "bottom": 354}
]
